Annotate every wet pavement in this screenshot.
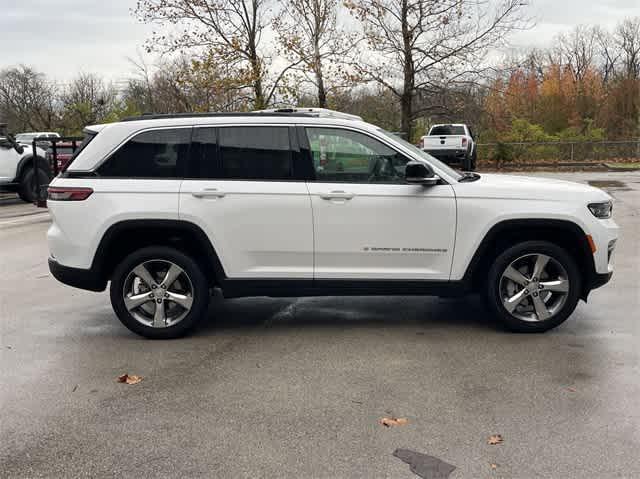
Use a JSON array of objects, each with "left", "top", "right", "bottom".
[{"left": 1, "top": 172, "right": 639, "bottom": 478}]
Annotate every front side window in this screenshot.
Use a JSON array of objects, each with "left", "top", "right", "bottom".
[
  {"left": 306, "top": 127, "right": 409, "bottom": 184},
  {"left": 98, "top": 128, "right": 191, "bottom": 178},
  {"left": 218, "top": 126, "right": 292, "bottom": 180}
]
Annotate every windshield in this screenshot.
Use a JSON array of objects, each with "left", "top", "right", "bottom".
[{"left": 377, "top": 128, "right": 463, "bottom": 180}]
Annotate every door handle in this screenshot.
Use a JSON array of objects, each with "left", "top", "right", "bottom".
[
  {"left": 192, "top": 188, "right": 225, "bottom": 198},
  {"left": 319, "top": 190, "right": 354, "bottom": 200}
]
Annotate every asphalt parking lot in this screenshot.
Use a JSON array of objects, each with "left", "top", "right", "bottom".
[{"left": 1, "top": 171, "right": 639, "bottom": 479}]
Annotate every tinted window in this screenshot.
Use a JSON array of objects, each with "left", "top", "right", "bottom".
[
  {"left": 430, "top": 125, "right": 465, "bottom": 136},
  {"left": 306, "top": 127, "right": 410, "bottom": 184},
  {"left": 189, "top": 127, "right": 217, "bottom": 178},
  {"left": 219, "top": 126, "right": 292, "bottom": 180},
  {"left": 98, "top": 128, "right": 191, "bottom": 178}
]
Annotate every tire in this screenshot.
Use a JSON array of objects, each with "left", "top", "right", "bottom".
[
  {"left": 18, "top": 167, "right": 49, "bottom": 203},
  {"left": 462, "top": 152, "right": 474, "bottom": 171},
  {"left": 110, "top": 246, "right": 210, "bottom": 339},
  {"left": 470, "top": 149, "right": 477, "bottom": 171},
  {"left": 485, "top": 241, "right": 581, "bottom": 333}
]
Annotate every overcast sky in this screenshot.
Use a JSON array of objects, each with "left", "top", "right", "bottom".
[{"left": 2, "top": 0, "right": 640, "bottom": 84}]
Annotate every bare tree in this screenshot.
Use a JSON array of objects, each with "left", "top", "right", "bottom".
[
  {"left": 273, "top": 0, "right": 352, "bottom": 107},
  {"left": 134, "top": 0, "right": 298, "bottom": 109},
  {"left": 60, "top": 73, "right": 119, "bottom": 129},
  {"left": 346, "top": 0, "right": 530, "bottom": 139},
  {"left": 615, "top": 18, "right": 640, "bottom": 79},
  {"left": 0, "top": 65, "right": 57, "bottom": 132},
  {"left": 556, "top": 25, "right": 599, "bottom": 83}
]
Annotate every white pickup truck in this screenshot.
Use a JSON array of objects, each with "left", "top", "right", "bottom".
[
  {"left": 420, "top": 123, "right": 476, "bottom": 171},
  {"left": 0, "top": 125, "right": 49, "bottom": 202}
]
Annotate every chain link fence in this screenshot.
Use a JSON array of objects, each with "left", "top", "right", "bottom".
[{"left": 477, "top": 140, "right": 640, "bottom": 163}]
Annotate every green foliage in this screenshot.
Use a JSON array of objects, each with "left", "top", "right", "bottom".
[{"left": 493, "top": 142, "right": 514, "bottom": 167}]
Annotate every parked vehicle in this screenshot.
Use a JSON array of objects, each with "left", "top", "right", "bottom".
[
  {"left": 15, "top": 132, "right": 60, "bottom": 148},
  {"left": 45, "top": 141, "right": 81, "bottom": 172},
  {"left": 421, "top": 124, "right": 476, "bottom": 171},
  {"left": 46, "top": 109, "right": 618, "bottom": 338},
  {"left": 0, "top": 124, "right": 49, "bottom": 202}
]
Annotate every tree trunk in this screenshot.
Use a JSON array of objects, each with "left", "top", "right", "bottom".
[
  {"left": 400, "top": 91, "right": 412, "bottom": 140},
  {"left": 248, "top": 39, "right": 265, "bottom": 109},
  {"left": 314, "top": 38, "right": 327, "bottom": 108},
  {"left": 400, "top": 0, "right": 414, "bottom": 140}
]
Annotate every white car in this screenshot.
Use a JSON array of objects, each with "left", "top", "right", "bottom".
[
  {"left": 421, "top": 123, "right": 476, "bottom": 171},
  {"left": 46, "top": 108, "right": 618, "bottom": 338},
  {"left": 0, "top": 130, "right": 49, "bottom": 202}
]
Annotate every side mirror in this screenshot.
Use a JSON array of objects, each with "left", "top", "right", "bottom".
[{"left": 405, "top": 161, "right": 439, "bottom": 186}]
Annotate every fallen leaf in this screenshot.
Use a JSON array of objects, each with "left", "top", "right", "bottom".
[
  {"left": 567, "top": 387, "right": 577, "bottom": 392},
  {"left": 487, "top": 434, "right": 503, "bottom": 445},
  {"left": 117, "top": 373, "right": 143, "bottom": 385},
  {"left": 380, "top": 417, "right": 409, "bottom": 427}
]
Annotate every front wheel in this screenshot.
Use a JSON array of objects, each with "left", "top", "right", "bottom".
[
  {"left": 485, "top": 241, "right": 581, "bottom": 333},
  {"left": 110, "top": 246, "right": 210, "bottom": 339}
]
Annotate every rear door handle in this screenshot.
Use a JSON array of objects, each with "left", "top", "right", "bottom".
[
  {"left": 192, "top": 188, "right": 225, "bottom": 198},
  {"left": 319, "top": 190, "right": 354, "bottom": 200}
]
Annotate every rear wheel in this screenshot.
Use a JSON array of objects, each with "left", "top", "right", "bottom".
[
  {"left": 110, "top": 246, "right": 210, "bottom": 339},
  {"left": 470, "top": 149, "right": 477, "bottom": 171},
  {"left": 18, "top": 167, "right": 49, "bottom": 203},
  {"left": 485, "top": 241, "right": 581, "bottom": 332}
]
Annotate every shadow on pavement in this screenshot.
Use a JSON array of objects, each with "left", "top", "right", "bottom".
[{"left": 194, "top": 293, "right": 503, "bottom": 335}]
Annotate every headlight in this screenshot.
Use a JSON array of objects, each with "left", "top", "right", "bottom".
[{"left": 588, "top": 201, "right": 613, "bottom": 219}]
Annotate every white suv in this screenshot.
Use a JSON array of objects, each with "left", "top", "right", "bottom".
[{"left": 46, "top": 109, "right": 618, "bottom": 338}]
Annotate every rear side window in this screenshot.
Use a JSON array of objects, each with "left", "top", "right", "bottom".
[
  {"left": 218, "top": 126, "right": 292, "bottom": 180},
  {"left": 98, "top": 128, "right": 191, "bottom": 178},
  {"left": 189, "top": 127, "right": 217, "bottom": 178},
  {"left": 430, "top": 125, "right": 465, "bottom": 136}
]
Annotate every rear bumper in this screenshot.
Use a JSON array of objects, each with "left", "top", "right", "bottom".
[
  {"left": 48, "top": 257, "right": 106, "bottom": 292},
  {"left": 423, "top": 149, "right": 468, "bottom": 161}
]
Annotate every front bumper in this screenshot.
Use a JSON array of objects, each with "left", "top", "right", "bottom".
[
  {"left": 48, "top": 258, "right": 106, "bottom": 292},
  {"left": 589, "top": 271, "right": 613, "bottom": 291}
]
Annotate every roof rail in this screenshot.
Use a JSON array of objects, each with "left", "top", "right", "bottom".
[
  {"left": 120, "top": 108, "right": 363, "bottom": 122},
  {"left": 120, "top": 111, "right": 317, "bottom": 122},
  {"left": 255, "top": 107, "right": 363, "bottom": 121}
]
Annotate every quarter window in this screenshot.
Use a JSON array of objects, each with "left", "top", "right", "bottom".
[
  {"left": 98, "top": 128, "right": 191, "bottom": 178},
  {"left": 306, "top": 127, "right": 410, "bottom": 184}
]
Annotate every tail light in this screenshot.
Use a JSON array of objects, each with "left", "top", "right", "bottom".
[
  {"left": 47, "top": 186, "right": 93, "bottom": 201},
  {"left": 462, "top": 137, "right": 468, "bottom": 147}
]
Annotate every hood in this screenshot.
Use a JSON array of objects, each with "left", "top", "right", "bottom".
[{"left": 453, "top": 173, "right": 611, "bottom": 202}]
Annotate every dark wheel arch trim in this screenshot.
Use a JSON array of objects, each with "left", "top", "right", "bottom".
[
  {"left": 48, "top": 219, "right": 227, "bottom": 292},
  {"left": 92, "top": 219, "right": 227, "bottom": 284},
  {"left": 462, "top": 218, "right": 599, "bottom": 300}
]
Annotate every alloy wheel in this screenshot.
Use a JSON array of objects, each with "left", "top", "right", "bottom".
[
  {"left": 122, "top": 259, "right": 194, "bottom": 328},
  {"left": 499, "top": 253, "right": 570, "bottom": 322}
]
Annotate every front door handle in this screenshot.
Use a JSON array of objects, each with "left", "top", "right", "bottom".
[
  {"left": 319, "top": 190, "right": 354, "bottom": 200},
  {"left": 192, "top": 188, "right": 225, "bottom": 198}
]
